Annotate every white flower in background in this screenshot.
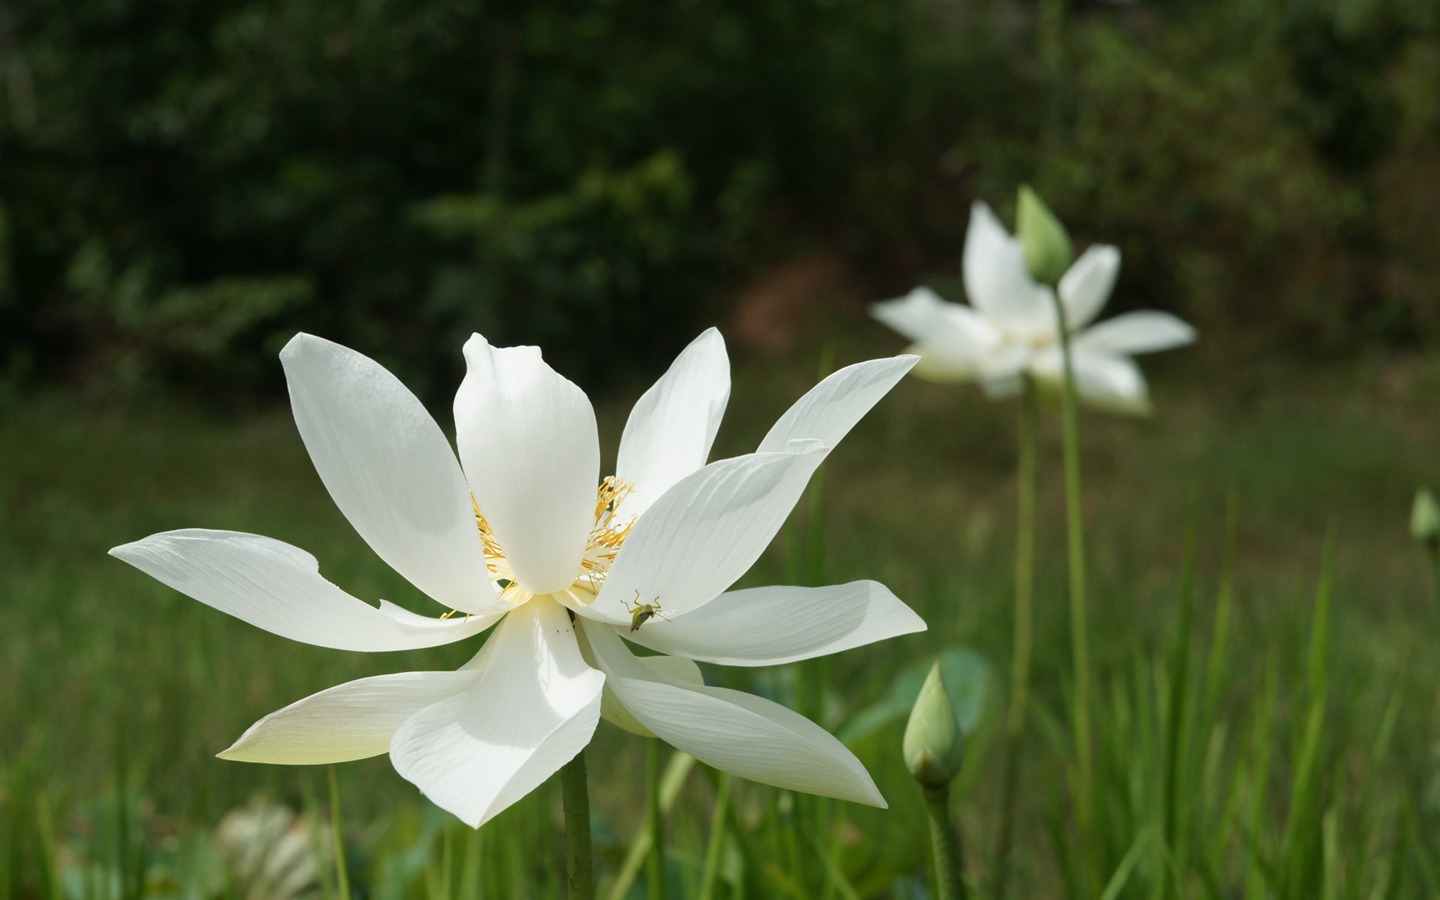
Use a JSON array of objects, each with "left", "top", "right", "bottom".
[
  {"left": 871, "top": 202, "right": 1195, "bottom": 414},
  {"left": 111, "top": 329, "right": 923, "bottom": 827},
  {"left": 215, "top": 800, "right": 327, "bottom": 899}
]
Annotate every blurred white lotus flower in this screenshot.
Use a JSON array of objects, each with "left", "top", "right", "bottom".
[
  {"left": 112, "top": 329, "right": 923, "bottom": 827},
  {"left": 872, "top": 202, "right": 1195, "bottom": 414},
  {"left": 214, "top": 800, "right": 326, "bottom": 900}
]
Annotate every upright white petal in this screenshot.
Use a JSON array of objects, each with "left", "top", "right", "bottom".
[
  {"left": 1033, "top": 348, "right": 1151, "bottom": 414},
  {"left": 581, "top": 622, "right": 885, "bottom": 806},
  {"left": 110, "top": 530, "right": 500, "bottom": 651},
  {"left": 220, "top": 670, "right": 481, "bottom": 764},
  {"left": 589, "top": 446, "right": 828, "bottom": 625},
  {"left": 455, "top": 334, "right": 599, "bottom": 595},
  {"left": 1058, "top": 245, "right": 1121, "bottom": 331},
  {"left": 390, "top": 600, "right": 605, "bottom": 828},
  {"left": 757, "top": 356, "right": 917, "bottom": 454},
  {"left": 280, "top": 334, "right": 498, "bottom": 615},
  {"left": 1073, "top": 311, "right": 1196, "bottom": 357},
  {"left": 615, "top": 328, "right": 730, "bottom": 518},
  {"left": 629, "top": 580, "right": 925, "bottom": 667},
  {"left": 963, "top": 202, "right": 1056, "bottom": 339}
]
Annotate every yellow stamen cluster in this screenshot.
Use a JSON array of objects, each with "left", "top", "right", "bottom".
[
  {"left": 581, "top": 476, "right": 636, "bottom": 584},
  {"left": 469, "top": 476, "right": 638, "bottom": 608}
]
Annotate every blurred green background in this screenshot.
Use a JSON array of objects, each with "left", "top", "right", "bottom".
[{"left": 3, "top": 0, "right": 1439, "bottom": 401}]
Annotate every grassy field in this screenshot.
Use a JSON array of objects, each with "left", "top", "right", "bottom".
[{"left": 2, "top": 331, "right": 1438, "bottom": 897}]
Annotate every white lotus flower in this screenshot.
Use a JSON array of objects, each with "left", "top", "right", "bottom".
[
  {"left": 871, "top": 202, "right": 1195, "bottom": 414},
  {"left": 111, "top": 329, "right": 924, "bottom": 827}
]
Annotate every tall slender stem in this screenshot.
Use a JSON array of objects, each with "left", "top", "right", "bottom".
[
  {"left": 562, "top": 751, "right": 595, "bottom": 900},
  {"left": 994, "top": 378, "right": 1037, "bottom": 900},
  {"left": 327, "top": 766, "right": 353, "bottom": 900},
  {"left": 1052, "top": 295, "right": 1095, "bottom": 878},
  {"left": 1038, "top": 0, "right": 1067, "bottom": 74},
  {"left": 1427, "top": 554, "right": 1440, "bottom": 618},
  {"left": 646, "top": 739, "right": 667, "bottom": 900},
  {"left": 697, "top": 774, "right": 732, "bottom": 900},
  {"left": 923, "top": 784, "right": 967, "bottom": 900}
]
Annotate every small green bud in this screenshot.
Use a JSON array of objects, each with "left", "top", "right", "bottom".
[
  {"left": 1412, "top": 487, "right": 1440, "bottom": 553},
  {"left": 1016, "top": 185, "right": 1074, "bottom": 286},
  {"left": 903, "top": 661, "right": 965, "bottom": 788}
]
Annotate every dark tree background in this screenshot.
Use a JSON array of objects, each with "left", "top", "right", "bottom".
[{"left": 2, "top": 0, "right": 1437, "bottom": 401}]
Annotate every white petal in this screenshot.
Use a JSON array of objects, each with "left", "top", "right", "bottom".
[
  {"left": 870, "top": 287, "right": 1001, "bottom": 348},
  {"left": 110, "top": 530, "right": 501, "bottom": 651},
  {"left": 281, "top": 334, "right": 499, "bottom": 615},
  {"left": 581, "top": 622, "right": 884, "bottom": 806},
  {"left": 908, "top": 347, "right": 978, "bottom": 383},
  {"left": 389, "top": 600, "right": 604, "bottom": 828},
  {"left": 1032, "top": 349, "right": 1152, "bottom": 415},
  {"left": 629, "top": 580, "right": 925, "bottom": 666},
  {"left": 962, "top": 202, "right": 1056, "bottom": 339},
  {"left": 905, "top": 338, "right": 1028, "bottom": 385},
  {"left": 220, "top": 670, "right": 480, "bottom": 764},
  {"left": 756, "top": 356, "right": 918, "bottom": 454},
  {"left": 971, "top": 343, "right": 1032, "bottom": 380},
  {"left": 454, "top": 334, "right": 599, "bottom": 595},
  {"left": 1057, "top": 245, "right": 1120, "bottom": 331},
  {"left": 1073, "top": 311, "right": 1196, "bottom": 357},
  {"left": 615, "top": 328, "right": 730, "bottom": 518},
  {"left": 600, "top": 654, "right": 704, "bottom": 738},
  {"left": 588, "top": 447, "right": 828, "bottom": 625}
]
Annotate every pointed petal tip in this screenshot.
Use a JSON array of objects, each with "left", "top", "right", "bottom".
[
  {"left": 826, "top": 769, "right": 888, "bottom": 808},
  {"left": 278, "top": 331, "right": 325, "bottom": 362},
  {"left": 689, "top": 327, "right": 727, "bottom": 359},
  {"left": 216, "top": 737, "right": 257, "bottom": 762},
  {"left": 214, "top": 742, "right": 275, "bottom": 764},
  {"left": 108, "top": 534, "right": 176, "bottom": 564}
]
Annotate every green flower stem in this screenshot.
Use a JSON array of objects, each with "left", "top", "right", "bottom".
[
  {"left": 1428, "top": 554, "right": 1440, "bottom": 618},
  {"left": 327, "top": 765, "right": 352, "bottom": 900},
  {"left": 561, "top": 751, "right": 595, "bottom": 900},
  {"left": 606, "top": 752, "right": 696, "bottom": 900},
  {"left": 1052, "top": 294, "right": 1096, "bottom": 880},
  {"left": 923, "top": 784, "right": 967, "bottom": 900},
  {"left": 646, "top": 739, "right": 667, "bottom": 900},
  {"left": 697, "top": 774, "right": 732, "bottom": 900},
  {"left": 1038, "top": 0, "right": 1066, "bottom": 72},
  {"left": 994, "top": 378, "right": 1037, "bottom": 900}
]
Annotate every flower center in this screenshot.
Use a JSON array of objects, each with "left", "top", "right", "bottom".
[{"left": 472, "top": 476, "right": 637, "bottom": 609}]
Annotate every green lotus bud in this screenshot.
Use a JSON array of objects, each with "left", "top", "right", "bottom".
[
  {"left": 1413, "top": 487, "right": 1440, "bottom": 553},
  {"left": 903, "top": 661, "right": 965, "bottom": 788},
  {"left": 1016, "top": 185, "right": 1074, "bottom": 286}
]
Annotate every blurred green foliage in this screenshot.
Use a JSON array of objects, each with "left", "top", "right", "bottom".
[
  {"left": 2, "top": 0, "right": 1438, "bottom": 399},
  {"left": 1024, "top": 0, "right": 1440, "bottom": 356}
]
